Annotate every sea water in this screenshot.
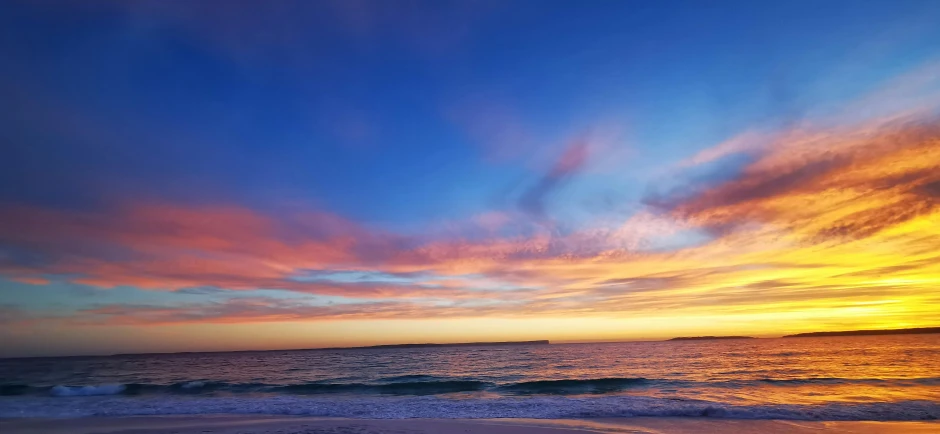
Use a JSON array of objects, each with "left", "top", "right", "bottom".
[{"left": 1, "top": 334, "right": 938, "bottom": 420}]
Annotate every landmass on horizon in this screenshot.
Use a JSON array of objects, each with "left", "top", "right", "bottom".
[
  {"left": 667, "top": 327, "right": 940, "bottom": 341},
  {"left": 784, "top": 327, "right": 940, "bottom": 338},
  {"left": 8, "top": 326, "right": 940, "bottom": 359},
  {"left": 104, "top": 340, "right": 551, "bottom": 357}
]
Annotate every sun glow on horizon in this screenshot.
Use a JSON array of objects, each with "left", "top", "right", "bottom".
[{"left": 2, "top": 0, "right": 940, "bottom": 358}]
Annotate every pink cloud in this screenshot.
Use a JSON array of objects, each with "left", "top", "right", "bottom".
[
  {"left": 3, "top": 112, "right": 939, "bottom": 330},
  {"left": 9, "top": 276, "right": 50, "bottom": 285},
  {"left": 472, "top": 211, "right": 513, "bottom": 232},
  {"left": 0, "top": 201, "right": 556, "bottom": 299},
  {"left": 71, "top": 298, "right": 518, "bottom": 326},
  {"left": 678, "top": 130, "right": 772, "bottom": 168}
]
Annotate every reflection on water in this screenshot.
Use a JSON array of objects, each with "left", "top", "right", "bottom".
[{"left": 1, "top": 334, "right": 938, "bottom": 405}]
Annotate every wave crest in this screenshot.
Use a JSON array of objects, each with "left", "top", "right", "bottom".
[
  {"left": 50, "top": 384, "right": 126, "bottom": 397},
  {"left": 499, "top": 377, "right": 649, "bottom": 394},
  {"left": 16, "top": 376, "right": 939, "bottom": 398},
  {"left": 272, "top": 380, "right": 491, "bottom": 395}
]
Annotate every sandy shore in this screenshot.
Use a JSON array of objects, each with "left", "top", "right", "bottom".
[{"left": 1, "top": 416, "right": 938, "bottom": 434}]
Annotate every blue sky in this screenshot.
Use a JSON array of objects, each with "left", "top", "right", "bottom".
[
  {"left": 2, "top": 0, "right": 940, "bottom": 356},
  {"left": 5, "top": 0, "right": 936, "bottom": 220}
]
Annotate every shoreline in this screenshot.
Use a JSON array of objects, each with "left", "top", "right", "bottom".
[{"left": 2, "top": 416, "right": 939, "bottom": 434}]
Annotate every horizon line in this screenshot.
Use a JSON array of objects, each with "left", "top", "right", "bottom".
[{"left": 4, "top": 326, "right": 938, "bottom": 360}]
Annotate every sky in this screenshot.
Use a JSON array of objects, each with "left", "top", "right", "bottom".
[{"left": 2, "top": 0, "right": 940, "bottom": 357}]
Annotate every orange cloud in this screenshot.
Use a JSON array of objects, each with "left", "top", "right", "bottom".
[
  {"left": 664, "top": 118, "right": 940, "bottom": 241},
  {"left": 9, "top": 276, "right": 50, "bottom": 285},
  {"left": 2, "top": 114, "right": 940, "bottom": 335}
]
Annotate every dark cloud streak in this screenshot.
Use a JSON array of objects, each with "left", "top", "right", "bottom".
[{"left": 518, "top": 138, "right": 590, "bottom": 222}]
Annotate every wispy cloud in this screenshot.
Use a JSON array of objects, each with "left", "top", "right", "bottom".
[
  {"left": 2, "top": 110, "right": 940, "bottom": 332},
  {"left": 518, "top": 137, "right": 591, "bottom": 222}
]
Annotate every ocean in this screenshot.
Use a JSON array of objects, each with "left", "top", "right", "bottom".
[{"left": 1, "top": 334, "right": 938, "bottom": 420}]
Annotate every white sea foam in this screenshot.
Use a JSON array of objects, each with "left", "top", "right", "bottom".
[
  {"left": 49, "top": 384, "right": 126, "bottom": 397},
  {"left": 180, "top": 381, "right": 205, "bottom": 389},
  {"left": 3, "top": 395, "right": 938, "bottom": 420}
]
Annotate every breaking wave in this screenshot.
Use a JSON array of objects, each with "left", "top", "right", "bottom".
[
  {"left": 3, "top": 376, "right": 938, "bottom": 398},
  {"left": 497, "top": 377, "right": 649, "bottom": 394},
  {"left": 270, "top": 380, "right": 491, "bottom": 395},
  {"left": 49, "top": 384, "right": 126, "bottom": 397}
]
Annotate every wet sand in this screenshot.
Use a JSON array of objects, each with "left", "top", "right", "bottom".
[{"left": 1, "top": 415, "right": 938, "bottom": 434}]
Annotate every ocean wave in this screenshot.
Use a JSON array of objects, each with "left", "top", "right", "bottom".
[
  {"left": 180, "top": 381, "right": 206, "bottom": 389},
  {"left": 271, "top": 380, "right": 491, "bottom": 395},
  {"left": 0, "top": 395, "right": 937, "bottom": 420},
  {"left": 498, "top": 377, "right": 649, "bottom": 394},
  {"left": 49, "top": 384, "right": 126, "bottom": 396},
  {"left": 0, "top": 384, "right": 30, "bottom": 396},
  {"left": 377, "top": 374, "right": 442, "bottom": 382},
  {"left": 755, "top": 377, "right": 940, "bottom": 386},
  {"left": 8, "top": 376, "right": 937, "bottom": 398}
]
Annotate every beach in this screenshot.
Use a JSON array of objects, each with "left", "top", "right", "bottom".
[{"left": 3, "top": 416, "right": 939, "bottom": 434}]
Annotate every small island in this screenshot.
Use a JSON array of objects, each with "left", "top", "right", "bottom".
[
  {"left": 784, "top": 327, "right": 940, "bottom": 338},
  {"left": 667, "top": 336, "right": 755, "bottom": 341}
]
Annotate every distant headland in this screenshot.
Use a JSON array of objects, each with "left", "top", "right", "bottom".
[
  {"left": 783, "top": 327, "right": 940, "bottom": 338},
  {"left": 110, "top": 340, "right": 550, "bottom": 357},
  {"left": 667, "top": 336, "right": 755, "bottom": 341},
  {"left": 356, "top": 340, "right": 550, "bottom": 349}
]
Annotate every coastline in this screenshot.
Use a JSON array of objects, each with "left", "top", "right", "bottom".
[{"left": 2, "top": 415, "right": 938, "bottom": 434}]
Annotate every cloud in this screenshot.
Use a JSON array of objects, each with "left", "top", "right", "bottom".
[
  {"left": 0, "top": 201, "right": 555, "bottom": 301},
  {"left": 0, "top": 202, "right": 399, "bottom": 294},
  {"left": 678, "top": 130, "right": 773, "bottom": 168},
  {"left": 9, "top": 276, "right": 50, "bottom": 285},
  {"left": 72, "top": 298, "right": 499, "bottom": 326},
  {"left": 2, "top": 111, "right": 940, "bottom": 332},
  {"left": 659, "top": 117, "right": 940, "bottom": 242},
  {"left": 0, "top": 304, "right": 61, "bottom": 327},
  {"left": 518, "top": 137, "right": 591, "bottom": 221}
]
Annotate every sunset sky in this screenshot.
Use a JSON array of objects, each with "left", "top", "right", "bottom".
[{"left": 2, "top": 0, "right": 940, "bottom": 357}]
